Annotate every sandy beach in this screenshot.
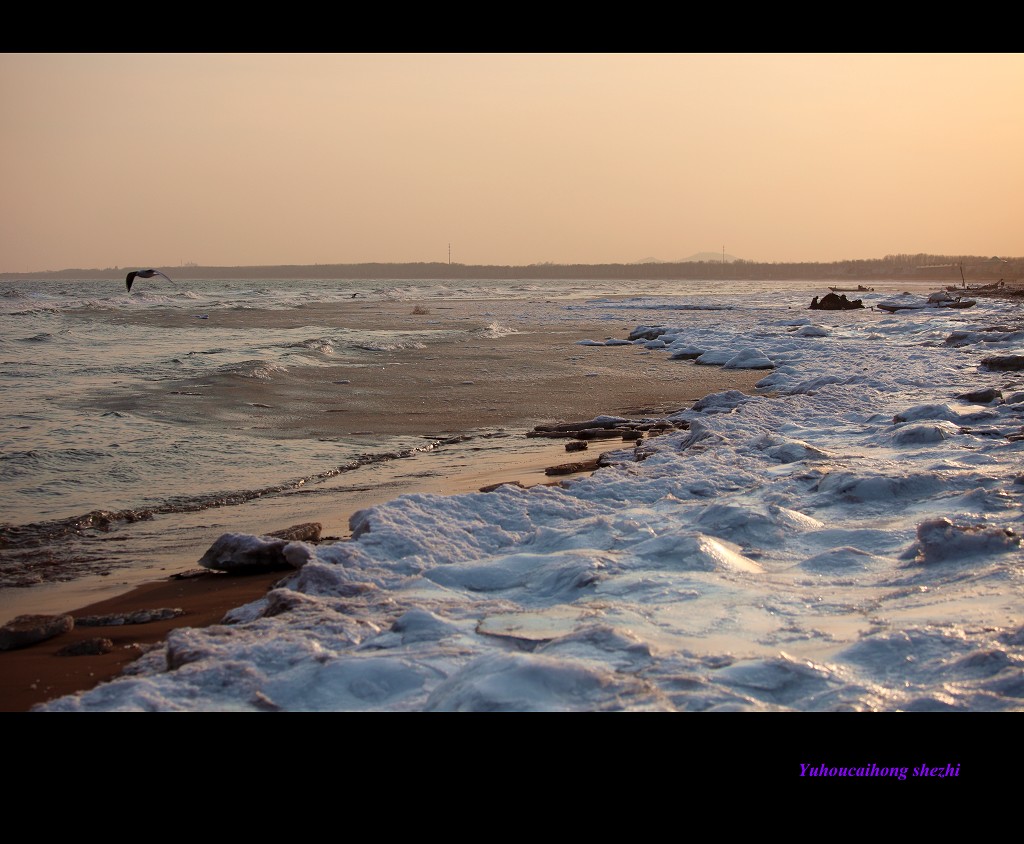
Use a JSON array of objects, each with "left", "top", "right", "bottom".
[
  {"left": 1, "top": 299, "right": 765, "bottom": 711},
  {"left": 93, "top": 297, "right": 767, "bottom": 436}
]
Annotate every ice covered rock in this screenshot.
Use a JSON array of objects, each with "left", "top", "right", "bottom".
[
  {"left": 907, "top": 518, "right": 1020, "bottom": 563},
  {"left": 0, "top": 614, "right": 74, "bottom": 650},
  {"left": 724, "top": 348, "right": 775, "bottom": 369},
  {"left": 199, "top": 533, "right": 308, "bottom": 572}
]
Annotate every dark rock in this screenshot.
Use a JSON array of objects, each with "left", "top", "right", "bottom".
[
  {"left": 533, "top": 416, "right": 629, "bottom": 433},
  {"left": 530, "top": 415, "right": 683, "bottom": 440},
  {"left": 545, "top": 459, "right": 601, "bottom": 476},
  {"left": 77, "top": 607, "right": 185, "bottom": 626},
  {"left": 565, "top": 440, "right": 589, "bottom": 452},
  {"left": 198, "top": 533, "right": 297, "bottom": 572},
  {"left": 907, "top": 517, "right": 1020, "bottom": 563},
  {"left": 692, "top": 390, "right": 751, "bottom": 413},
  {"left": 597, "top": 451, "right": 627, "bottom": 466},
  {"left": 0, "top": 613, "right": 74, "bottom": 651},
  {"left": 620, "top": 430, "right": 644, "bottom": 441},
  {"left": 957, "top": 387, "right": 1003, "bottom": 404},
  {"left": 627, "top": 327, "right": 669, "bottom": 341},
  {"left": 981, "top": 355, "right": 1024, "bottom": 372},
  {"left": 945, "top": 331, "right": 973, "bottom": 346},
  {"left": 56, "top": 637, "right": 114, "bottom": 656},
  {"left": 575, "top": 428, "right": 627, "bottom": 440},
  {"left": 809, "top": 293, "right": 864, "bottom": 310}
]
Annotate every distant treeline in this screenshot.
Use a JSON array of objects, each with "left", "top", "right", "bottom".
[{"left": 4, "top": 253, "right": 1020, "bottom": 283}]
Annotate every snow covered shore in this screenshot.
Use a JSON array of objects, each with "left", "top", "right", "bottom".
[{"left": 37, "top": 289, "right": 1024, "bottom": 711}]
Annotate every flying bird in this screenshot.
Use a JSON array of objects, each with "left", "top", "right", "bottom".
[{"left": 125, "top": 268, "right": 173, "bottom": 292}]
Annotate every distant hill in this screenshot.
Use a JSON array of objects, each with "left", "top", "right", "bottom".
[
  {"left": 2, "top": 254, "right": 1019, "bottom": 283},
  {"left": 682, "top": 252, "right": 741, "bottom": 263},
  {"left": 634, "top": 252, "right": 741, "bottom": 264}
]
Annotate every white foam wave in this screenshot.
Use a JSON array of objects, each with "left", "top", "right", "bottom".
[
  {"left": 219, "top": 359, "right": 288, "bottom": 379},
  {"left": 476, "top": 322, "right": 519, "bottom": 339},
  {"left": 353, "top": 341, "right": 428, "bottom": 352}
]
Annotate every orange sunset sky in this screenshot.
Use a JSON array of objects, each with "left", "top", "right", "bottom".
[{"left": 1, "top": 52, "right": 1021, "bottom": 274}]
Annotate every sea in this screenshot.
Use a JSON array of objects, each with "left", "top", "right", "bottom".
[
  {"left": 0, "top": 275, "right": 766, "bottom": 619},
  {"left": 4, "top": 275, "right": 1024, "bottom": 714}
]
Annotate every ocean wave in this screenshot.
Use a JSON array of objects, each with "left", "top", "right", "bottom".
[
  {"left": 582, "top": 298, "right": 739, "bottom": 312},
  {"left": 0, "top": 447, "right": 111, "bottom": 471},
  {"left": 218, "top": 359, "right": 289, "bottom": 379},
  {"left": 287, "top": 337, "right": 336, "bottom": 354},
  {"left": 186, "top": 347, "right": 230, "bottom": 356},
  {"left": 353, "top": 341, "right": 428, "bottom": 352},
  {"left": 0, "top": 435, "right": 470, "bottom": 563},
  {"left": 476, "top": 322, "right": 519, "bottom": 338}
]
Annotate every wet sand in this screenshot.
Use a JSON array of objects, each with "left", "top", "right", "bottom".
[
  {"left": 93, "top": 298, "right": 766, "bottom": 436},
  {"left": 2, "top": 299, "right": 768, "bottom": 711}
]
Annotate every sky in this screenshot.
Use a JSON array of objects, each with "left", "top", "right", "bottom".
[{"left": 2, "top": 52, "right": 1022, "bottom": 274}]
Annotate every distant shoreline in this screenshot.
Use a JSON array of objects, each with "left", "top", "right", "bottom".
[{"left": 2, "top": 255, "right": 1020, "bottom": 284}]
